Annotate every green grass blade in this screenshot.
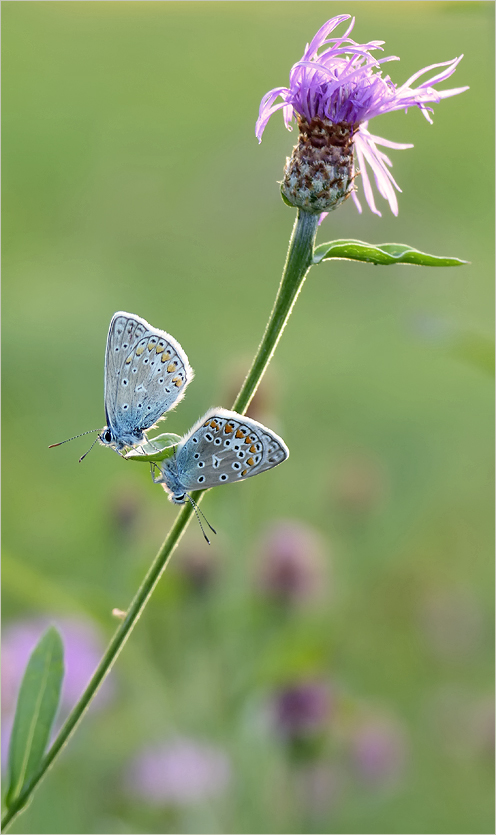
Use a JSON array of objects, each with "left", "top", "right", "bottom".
[
  {"left": 5, "top": 627, "right": 64, "bottom": 808},
  {"left": 313, "top": 239, "right": 469, "bottom": 267}
]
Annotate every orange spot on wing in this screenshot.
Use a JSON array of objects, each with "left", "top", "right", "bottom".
[
  {"left": 236, "top": 429, "right": 244, "bottom": 439},
  {"left": 241, "top": 469, "right": 248, "bottom": 477},
  {"left": 249, "top": 444, "right": 257, "bottom": 453},
  {"left": 172, "top": 377, "right": 182, "bottom": 387},
  {"left": 167, "top": 363, "right": 177, "bottom": 373},
  {"left": 224, "top": 424, "right": 234, "bottom": 434}
]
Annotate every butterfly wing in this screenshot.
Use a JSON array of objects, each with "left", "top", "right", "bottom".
[
  {"left": 104, "top": 312, "right": 193, "bottom": 445},
  {"left": 174, "top": 408, "right": 289, "bottom": 492}
]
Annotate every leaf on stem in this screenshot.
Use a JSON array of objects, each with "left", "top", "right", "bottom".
[
  {"left": 125, "top": 433, "right": 181, "bottom": 463},
  {"left": 313, "top": 239, "right": 469, "bottom": 267},
  {"left": 5, "top": 627, "right": 64, "bottom": 808}
]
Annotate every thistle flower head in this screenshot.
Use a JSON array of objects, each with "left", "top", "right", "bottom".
[{"left": 256, "top": 15, "right": 468, "bottom": 216}]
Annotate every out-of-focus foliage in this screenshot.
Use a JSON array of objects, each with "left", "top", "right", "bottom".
[{"left": 2, "top": 3, "right": 493, "bottom": 833}]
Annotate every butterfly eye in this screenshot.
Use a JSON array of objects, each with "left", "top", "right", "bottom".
[{"left": 104, "top": 430, "right": 112, "bottom": 443}]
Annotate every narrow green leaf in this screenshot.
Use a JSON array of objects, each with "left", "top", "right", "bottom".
[
  {"left": 6, "top": 627, "right": 64, "bottom": 807},
  {"left": 313, "top": 239, "right": 469, "bottom": 267},
  {"left": 125, "top": 432, "right": 181, "bottom": 462}
]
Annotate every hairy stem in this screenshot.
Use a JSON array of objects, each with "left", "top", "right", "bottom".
[
  {"left": 232, "top": 210, "right": 319, "bottom": 413},
  {"left": 2, "top": 209, "right": 319, "bottom": 831}
]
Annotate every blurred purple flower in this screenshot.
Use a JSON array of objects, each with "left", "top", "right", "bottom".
[
  {"left": 351, "top": 717, "right": 407, "bottom": 785},
  {"left": 419, "top": 587, "right": 483, "bottom": 661},
  {"left": 2, "top": 617, "right": 113, "bottom": 767},
  {"left": 273, "top": 682, "right": 331, "bottom": 741},
  {"left": 108, "top": 486, "right": 142, "bottom": 536},
  {"left": 223, "top": 359, "right": 278, "bottom": 426},
  {"left": 256, "top": 520, "right": 329, "bottom": 606},
  {"left": 125, "top": 738, "right": 231, "bottom": 805},
  {"left": 257, "top": 15, "right": 467, "bottom": 217},
  {"left": 331, "top": 452, "right": 387, "bottom": 515},
  {"left": 177, "top": 545, "right": 218, "bottom": 594}
]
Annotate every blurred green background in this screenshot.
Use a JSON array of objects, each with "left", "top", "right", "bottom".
[{"left": 2, "top": 2, "right": 494, "bottom": 833}]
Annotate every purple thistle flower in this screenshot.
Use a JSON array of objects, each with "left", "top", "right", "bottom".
[{"left": 256, "top": 15, "right": 468, "bottom": 217}]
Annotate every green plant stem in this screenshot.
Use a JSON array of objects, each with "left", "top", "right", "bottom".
[
  {"left": 232, "top": 210, "right": 319, "bottom": 413},
  {"left": 1, "top": 209, "right": 319, "bottom": 832}
]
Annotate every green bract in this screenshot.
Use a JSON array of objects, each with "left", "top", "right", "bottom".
[{"left": 125, "top": 433, "right": 181, "bottom": 463}]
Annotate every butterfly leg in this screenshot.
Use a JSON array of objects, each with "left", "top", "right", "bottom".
[{"left": 150, "top": 462, "right": 163, "bottom": 484}]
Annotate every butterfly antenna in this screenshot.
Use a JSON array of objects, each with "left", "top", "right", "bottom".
[
  {"left": 49, "top": 429, "right": 100, "bottom": 448},
  {"left": 78, "top": 435, "right": 101, "bottom": 463},
  {"left": 187, "top": 494, "right": 217, "bottom": 542},
  {"left": 186, "top": 494, "right": 216, "bottom": 545}
]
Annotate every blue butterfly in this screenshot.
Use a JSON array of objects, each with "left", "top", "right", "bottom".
[
  {"left": 152, "top": 408, "right": 289, "bottom": 503},
  {"left": 50, "top": 311, "right": 193, "bottom": 459}
]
